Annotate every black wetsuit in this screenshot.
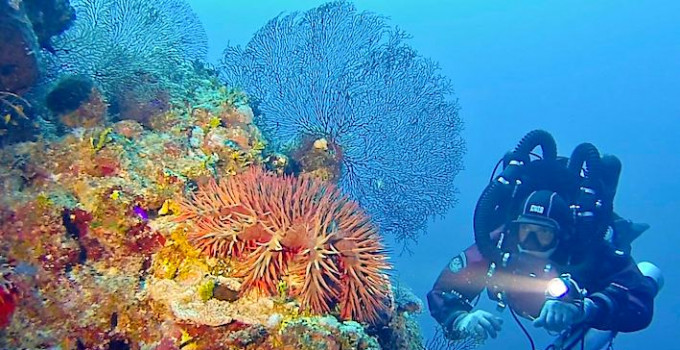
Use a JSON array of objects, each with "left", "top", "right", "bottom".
[{"left": 427, "top": 227, "right": 656, "bottom": 333}]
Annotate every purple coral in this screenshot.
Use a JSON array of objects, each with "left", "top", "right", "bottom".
[{"left": 220, "top": 1, "right": 465, "bottom": 245}]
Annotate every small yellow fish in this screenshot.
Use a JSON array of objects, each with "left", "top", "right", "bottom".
[
  {"left": 4, "top": 114, "right": 10, "bottom": 124},
  {"left": 91, "top": 127, "right": 113, "bottom": 151},
  {"left": 158, "top": 199, "right": 179, "bottom": 216},
  {"left": 158, "top": 200, "right": 170, "bottom": 215},
  {"left": 179, "top": 329, "right": 197, "bottom": 350},
  {"left": 110, "top": 190, "right": 120, "bottom": 200}
]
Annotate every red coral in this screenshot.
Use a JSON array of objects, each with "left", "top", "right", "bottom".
[
  {"left": 0, "top": 259, "right": 16, "bottom": 328},
  {"left": 33, "top": 208, "right": 100, "bottom": 271},
  {"left": 80, "top": 235, "right": 108, "bottom": 262},
  {"left": 92, "top": 153, "right": 120, "bottom": 177},
  {"left": 0, "top": 288, "right": 15, "bottom": 328},
  {"left": 125, "top": 223, "right": 165, "bottom": 254},
  {"left": 64, "top": 208, "right": 93, "bottom": 238},
  {"left": 38, "top": 241, "right": 80, "bottom": 273},
  {"left": 175, "top": 167, "right": 392, "bottom": 324}
]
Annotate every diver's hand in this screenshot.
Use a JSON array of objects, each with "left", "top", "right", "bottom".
[
  {"left": 452, "top": 310, "right": 504, "bottom": 340},
  {"left": 533, "top": 299, "right": 592, "bottom": 332}
]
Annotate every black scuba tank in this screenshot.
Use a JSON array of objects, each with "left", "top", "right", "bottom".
[
  {"left": 567, "top": 143, "right": 612, "bottom": 248},
  {"left": 473, "top": 130, "right": 617, "bottom": 265}
]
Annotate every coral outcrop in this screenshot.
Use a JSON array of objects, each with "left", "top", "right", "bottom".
[
  {"left": 0, "top": 82, "right": 425, "bottom": 348},
  {"left": 0, "top": 1, "right": 40, "bottom": 94}
]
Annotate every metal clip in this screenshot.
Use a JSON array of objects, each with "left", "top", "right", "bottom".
[
  {"left": 496, "top": 292, "right": 507, "bottom": 312},
  {"left": 501, "top": 252, "right": 511, "bottom": 267},
  {"left": 487, "top": 262, "right": 497, "bottom": 278}
]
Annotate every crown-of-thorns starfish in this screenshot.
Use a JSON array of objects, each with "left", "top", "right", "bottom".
[{"left": 175, "top": 166, "right": 392, "bottom": 323}]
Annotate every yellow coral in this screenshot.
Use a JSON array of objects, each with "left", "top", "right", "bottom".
[
  {"left": 207, "top": 258, "right": 234, "bottom": 277},
  {"left": 313, "top": 138, "right": 328, "bottom": 151},
  {"left": 197, "top": 278, "right": 216, "bottom": 301},
  {"left": 208, "top": 116, "right": 222, "bottom": 130},
  {"left": 152, "top": 226, "right": 214, "bottom": 281},
  {"left": 276, "top": 307, "right": 307, "bottom": 335},
  {"left": 35, "top": 193, "right": 53, "bottom": 210},
  {"left": 90, "top": 127, "right": 113, "bottom": 151}
]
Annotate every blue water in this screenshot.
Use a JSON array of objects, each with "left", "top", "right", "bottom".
[{"left": 191, "top": 1, "right": 680, "bottom": 348}]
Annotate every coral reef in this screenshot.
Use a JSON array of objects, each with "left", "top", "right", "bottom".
[
  {"left": 0, "top": 88, "right": 268, "bottom": 347},
  {"left": 45, "top": 74, "right": 110, "bottom": 129},
  {"left": 291, "top": 136, "right": 343, "bottom": 182},
  {"left": 276, "top": 316, "right": 381, "bottom": 350},
  {"left": 0, "top": 1, "right": 455, "bottom": 348},
  {"left": 0, "top": 0, "right": 80, "bottom": 147},
  {"left": 0, "top": 82, "right": 427, "bottom": 348},
  {"left": 378, "top": 283, "right": 426, "bottom": 350},
  {"left": 220, "top": 1, "right": 465, "bottom": 246}
]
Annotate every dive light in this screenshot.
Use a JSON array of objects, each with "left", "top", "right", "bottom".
[{"left": 546, "top": 273, "right": 585, "bottom": 303}]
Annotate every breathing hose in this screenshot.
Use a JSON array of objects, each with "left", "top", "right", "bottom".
[{"left": 473, "top": 129, "right": 557, "bottom": 262}]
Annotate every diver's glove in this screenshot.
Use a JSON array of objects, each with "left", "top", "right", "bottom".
[
  {"left": 448, "top": 310, "right": 503, "bottom": 340},
  {"left": 533, "top": 297, "right": 598, "bottom": 332}
]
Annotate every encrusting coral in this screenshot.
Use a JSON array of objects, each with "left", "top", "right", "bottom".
[{"left": 174, "top": 166, "right": 393, "bottom": 325}]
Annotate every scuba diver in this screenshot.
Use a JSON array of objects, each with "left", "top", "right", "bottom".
[{"left": 427, "top": 130, "right": 663, "bottom": 350}]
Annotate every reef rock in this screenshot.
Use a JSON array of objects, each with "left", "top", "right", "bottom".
[
  {"left": 148, "top": 276, "right": 279, "bottom": 327},
  {"left": 0, "top": 1, "right": 40, "bottom": 94}
]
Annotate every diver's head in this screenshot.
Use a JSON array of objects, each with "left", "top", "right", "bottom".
[{"left": 511, "top": 190, "right": 571, "bottom": 257}]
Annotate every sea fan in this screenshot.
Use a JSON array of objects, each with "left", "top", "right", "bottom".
[
  {"left": 49, "top": 0, "right": 208, "bottom": 99},
  {"left": 175, "top": 166, "right": 392, "bottom": 324},
  {"left": 219, "top": 1, "right": 465, "bottom": 246}
]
